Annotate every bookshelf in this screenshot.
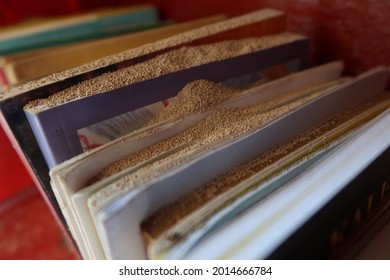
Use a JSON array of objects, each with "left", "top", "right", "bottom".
[{"left": 0, "top": 0, "right": 389, "bottom": 259}]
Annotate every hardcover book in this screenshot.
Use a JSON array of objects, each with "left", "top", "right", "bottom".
[{"left": 24, "top": 32, "right": 307, "bottom": 167}]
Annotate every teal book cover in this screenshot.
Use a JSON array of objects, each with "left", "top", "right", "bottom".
[{"left": 0, "top": 6, "right": 161, "bottom": 55}]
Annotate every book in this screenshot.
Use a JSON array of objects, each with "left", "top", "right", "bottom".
[
  {"left": 0, "top": 15, "right": 225, "bottom": 86},
  {"left": 0, "top": 47, "right": 56, "bottom": 87},
  {"left": 49, "top": 61, "right": 345, "bottom": 259},
  {"left": 329, "top": 186, "right": 390, "bottom": 259},
  {"left": 180, "top": 105, "right": 390, "bottom": 259},
  {"left": 23, "top": 32, "right": 308, "bottom": 168},
  {"left": 0, "top": 5, "right": 162, "bottom": 55},
  {"left": 82, "top": 66, "right": 389, "bottom": 260}
]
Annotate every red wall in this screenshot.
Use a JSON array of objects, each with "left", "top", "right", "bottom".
[{"left": 0, "top": 126, "right": 32, "bottom": 203}]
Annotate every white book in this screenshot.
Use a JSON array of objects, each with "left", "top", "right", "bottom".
[
  {"left": 182, "top": 107, "right": 390, "bottom": 259},
  {"left": 158, "top": 98, "right": 390, "bottom": 260},
  {"left": 87, "top": 67, "right": 389, "bottom": 259}
]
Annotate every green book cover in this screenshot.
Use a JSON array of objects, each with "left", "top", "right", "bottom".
[{"left": 0, "top": 6, "right": 161, "bottom": 55}]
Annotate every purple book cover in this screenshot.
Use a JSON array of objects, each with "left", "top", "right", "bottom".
[{"left": 24, "top": 39, "right": 309, "bottom": 168}]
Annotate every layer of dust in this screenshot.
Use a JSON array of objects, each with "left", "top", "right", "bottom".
[
  {"left": 24, "top": 33, "right": 302, "bottom": 111},
  {"left": 89, "top": 83, "right": 324, "bottom": 185},
  {"left": 140, "top": 111, "right": 350, "bottom": 238},
  {"left": 140, "top": 97, "right": 390, "bottom": 244},
  {"left": 148, "top": 80, "right": 239, "bottom": 125},
  {"left": 88, "top": 81, "right": 333, "bottom": 205}
]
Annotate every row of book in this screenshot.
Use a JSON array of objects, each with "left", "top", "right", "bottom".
[
  {"left": 0, "top": 7, "right": 389, "bottom": 259},
  {"left": 0, "top": 4, "right": 180, "bottom": 88}
]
